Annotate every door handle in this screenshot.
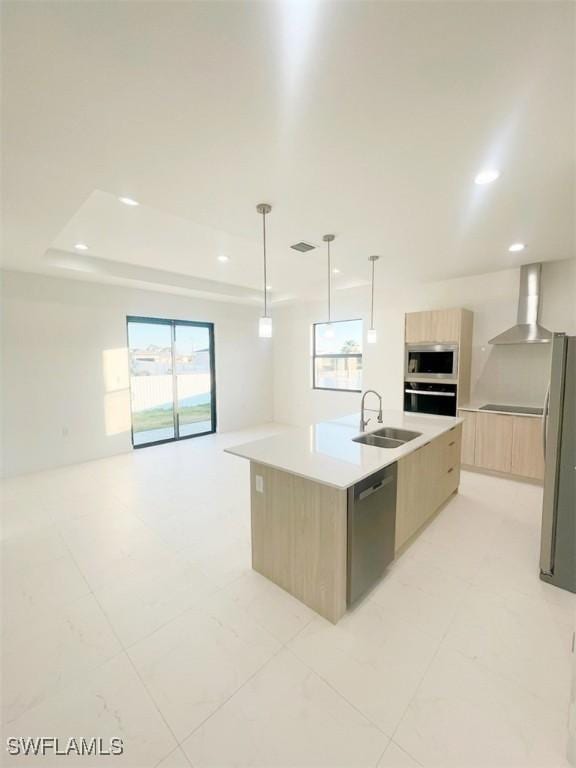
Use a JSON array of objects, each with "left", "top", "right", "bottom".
[
  {"left": 542, "top": 384, "right": 550, "bottom": 456},
  {"left": 358, "top": 476, "right": 393, "bottom": 500},
  {"left": 404, "top": 390, "right": 455, "bottom": 397}
]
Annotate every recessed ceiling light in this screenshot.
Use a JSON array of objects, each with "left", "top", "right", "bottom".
[
  {"left": 474, "top": 169, "right": 500, "bottom": 185},
  {"left": 332, "top": 268, "right": 341, "bottom": 274},
  {"left": 119, "top": 196, "right": 139, "bottom": 206},
  {"left": 74, "top": 242, "right": 89, "bottom": 251},
  {"left": 508, "top": 243, "right": 526, "bottom": 252},
  {"left": 217, "top": 255, "right": 229, "bottom": 262}
]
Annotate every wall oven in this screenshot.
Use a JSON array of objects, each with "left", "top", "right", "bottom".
[
  {"left": 404, "top": 381, "right": 458, "bottom": 417},
  {"left": 405, "top": 343, "right": 458, "bottom": 379}
]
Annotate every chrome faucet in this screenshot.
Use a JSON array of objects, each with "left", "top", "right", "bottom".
[{"left": 359, "top": 390, "right": 383, "bottom": 432}]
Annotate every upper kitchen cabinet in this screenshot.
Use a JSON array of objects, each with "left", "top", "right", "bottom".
[
  {"left": 404, "top": 308, "right": 474, "bottom": 407},
  {"left": 405, "top": 308, "right": 469, "bottom": 344}
]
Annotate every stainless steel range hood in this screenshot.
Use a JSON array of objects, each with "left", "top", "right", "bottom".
[{"left": 489, "top": 263, "right": 552, "bottom": 345}]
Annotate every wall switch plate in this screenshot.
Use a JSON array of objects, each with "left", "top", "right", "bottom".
[{"left": 255, "top": 475, "right": 264, "bottom": 493}]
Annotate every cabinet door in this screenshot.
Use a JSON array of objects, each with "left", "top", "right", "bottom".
[
  {"left": 405, "top": 311, "right": 433, "bottom": 343},
  {"left": 433, "top": 309, "right": 462, "bottom": 342},
  {"left": 420, "top": 441, "right": 440, "bottom": 524},
  {"left": 511, "top": 416, "right": 545, "bottom": 480},
  {"left": 395, "top": 447, "right": 424, "bottom": 551},
  {"left": 458, "top": 410, "right": 477, "bottom": 465},
  {"left": 474, "top": 412, "right": 513, "bottom": 472},
  {"left": 405, "top": 309, "right": 461, "bottom": 343}
]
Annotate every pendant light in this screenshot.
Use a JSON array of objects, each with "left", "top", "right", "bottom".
[
  {"left": 323, "top": 234, "right": 335, "bottom": 338},
  {"left": 257, "top": 203, "right": 272, "bottom": 338},
  {"left": 367, "top": 255, "right": 380, "bottom": 344}
]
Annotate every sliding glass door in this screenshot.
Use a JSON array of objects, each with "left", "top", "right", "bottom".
[{"left": 127, "top": 317, "right": 216, "bottom": 448}]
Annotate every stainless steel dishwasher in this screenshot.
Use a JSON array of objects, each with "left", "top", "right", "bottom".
[{"left": 347, "top": 463, "right": 397, "bottom": 605}]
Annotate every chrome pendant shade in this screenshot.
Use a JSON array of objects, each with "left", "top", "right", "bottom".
[
  {"left": 257, "top": 203, "right": 272, "bottom": 338},
  {"left": 367, "top": 255, "right": 380, "bottom": 344}
]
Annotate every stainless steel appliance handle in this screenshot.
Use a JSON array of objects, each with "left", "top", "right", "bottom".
[
  {"left": 404, "top": 389, "right": 455, "bottom": 397},
  {"left": 358, "top": 476, "right": 393, "bottom": 500},
  {"left": 542, "top": 384, "right": 550, "bottom": 456}
]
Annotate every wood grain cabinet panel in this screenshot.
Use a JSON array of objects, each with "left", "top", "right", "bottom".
[
  {"left": 395, "top": 447, "right": 425, "bottom": 551},
  {"left": 405, "top": 311, "right": 432, "bottom": 343},
  {"left": 511, "top": 416, "right": 545, "bottom": 480},
  {"left": 474, "top": 412, "right": 513, "bottom": 473},
  {"left": 396, "top": 426, "right": 462, "bottom": 552},
  {"left": 433, "top": 309, "right": 463, "bottom": 343},
  {"left": 250, "top": 462, "right": 348, "bottom": 623},
  {"left": 458, "top": 410, "right": 477, "bottom": 465},
  {"left": 405, "top": 309, "right": 462, "bottom": 343}
]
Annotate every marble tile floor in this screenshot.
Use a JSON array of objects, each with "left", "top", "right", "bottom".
[{"left": 1, "top": 423, "right": 574, "bottom": 767}]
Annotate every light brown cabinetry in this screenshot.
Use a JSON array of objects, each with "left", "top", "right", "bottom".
[
  {"left": 395, "top": 447, "right": 425, "bottom": 550},
  {"left": 250, "top": 462, "right": 348, "bottom": 623},
  {"left": 474, "top": 412, "right": 513, "bottom": 473},
  {"left": 395, "top": 425, "right": 461, "bottom": 552},
  {"left": 511, "top": 416, "right": 545, "bottom": 480},
  {"left": 404, "top": 308, "right": 473, "bottom": 406},
  {"left": 458, "top": 409, "right": 544, "bottom": 481},
  {"left": 460, "top": 410, "right": 477, "bottom": 465},
  {"left": 405, "top": 308, "right": 463, "bottom": 343}
]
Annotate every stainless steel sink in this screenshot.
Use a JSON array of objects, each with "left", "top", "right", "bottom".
[
  {"left": 352, "top": 434, "right": 404, "bottom": 448},
  {"left": 352, "top": 427, "right": 422, "bottom": 449},
  {"left": 371, "top": 427, "right": 422, "bottom": 442}
]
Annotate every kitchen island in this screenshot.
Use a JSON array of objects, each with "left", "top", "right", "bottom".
[{"left": 227, "top": 411, "right": 462, "bottom": 623}]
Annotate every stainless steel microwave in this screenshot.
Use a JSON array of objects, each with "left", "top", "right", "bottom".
[{"left": 405, "top": 343, "right": 458, "bottom": 379}]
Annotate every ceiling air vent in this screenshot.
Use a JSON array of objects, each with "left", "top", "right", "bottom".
[{"left": 290, "top": 241, "right": 316, "bottom": 253}]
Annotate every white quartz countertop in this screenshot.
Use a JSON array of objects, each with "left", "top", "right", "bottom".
[{"left": 225, "top": 411, "right": 462, "bottom": 490}]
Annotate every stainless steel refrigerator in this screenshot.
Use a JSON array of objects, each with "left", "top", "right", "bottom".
[{"left": 540, "top": 333, "right": 575, "bottom": 593}]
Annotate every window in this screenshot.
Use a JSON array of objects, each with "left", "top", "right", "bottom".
[
  {"left": 127, "top": 317, "right": 216, "bottom": 448},
  {"left": 312, "top": 319, "right": 363, "bottom": 392}
]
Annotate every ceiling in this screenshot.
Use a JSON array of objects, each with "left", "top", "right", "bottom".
[{"left": 2, "top": 1, "right": 574, "bottom": 304}]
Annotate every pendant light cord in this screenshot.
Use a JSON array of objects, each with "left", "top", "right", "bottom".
[
  {"left": 262, "top": 210, "right": 268, "bottom": 318},
  {"left": 327, "top": 238, "right": 331, "bottom": 323},
  {"left": 370, "top": 257, "right": 375, "bottom": 329}
]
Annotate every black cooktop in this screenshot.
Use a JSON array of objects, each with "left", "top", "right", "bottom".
[{"left": 479, "top": 403, "right": 543, "bottom": 416}]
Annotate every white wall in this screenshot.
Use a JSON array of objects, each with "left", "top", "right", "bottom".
[
  {"left": 273, "top": 259, "right": 576, "bottom": 426},
  {"left": 1, "top": 271, "right": 273, "bottom": 477}
]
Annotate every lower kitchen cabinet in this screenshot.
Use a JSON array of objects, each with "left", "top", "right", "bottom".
[
  {"left": 458, "top": 409, "right": 544, "bottom": 481},
  {"left": 395, "top": 425, "right": 461, "bottom": 552},
  {"left": 474, "top": 412, "right": 513, "bottom": 473},
  {"left": 511, "top": 415, "right": 545, "bottom": 479},
  {"left": 459, "top": 410, "right": 477, "bottom": 465},
  {"left": 396, "top": 446, "right": 424, "bottom": 550}
]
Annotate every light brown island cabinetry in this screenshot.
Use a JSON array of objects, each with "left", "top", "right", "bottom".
[
  {"left": 250, "top": 463, "right": 348, "bottom": 624},
  {"left": 248, "top": 424, "right": 463, "bottom": 625},
  {"left": 457, "top": 409, "right": 544, "bottom": 481},
  {"left": 395, "top": 424, "right": 462, "bottom": 551}
]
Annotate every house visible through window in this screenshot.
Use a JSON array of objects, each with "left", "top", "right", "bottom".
[{"left": 313, "top": 319, "right": 362, "bottom": 392}]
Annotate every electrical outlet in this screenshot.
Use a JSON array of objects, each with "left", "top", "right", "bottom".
[{"left": 255, "top": 475, "right": 264, "bottom": 493}]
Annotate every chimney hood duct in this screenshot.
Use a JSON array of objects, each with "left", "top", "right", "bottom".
[{"left": 489, "top": 263, "right": 552, "bottom": 345}]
